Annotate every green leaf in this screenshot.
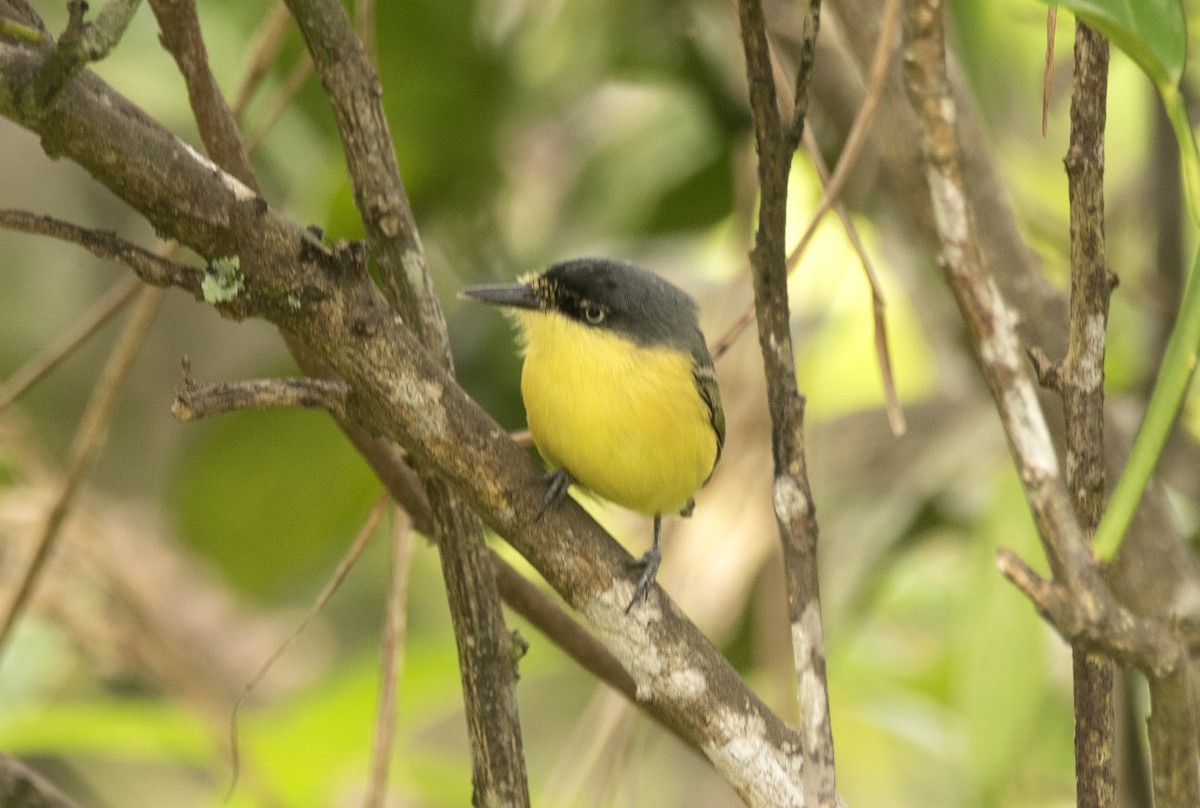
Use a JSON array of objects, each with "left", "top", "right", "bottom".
[{"left": 1040, "top": 0, "right": 1186, "bottom": 90}]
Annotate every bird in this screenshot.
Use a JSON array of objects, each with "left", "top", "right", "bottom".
[{"left": 460, "top": 257, "right": 724, "bottom": 609}]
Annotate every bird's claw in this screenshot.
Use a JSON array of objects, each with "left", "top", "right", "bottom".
[
  {"left": 625, "top": 545, "right": 661, "bottom": 612},
  {"left": 537, "top": 468, "right": 573, "bottom": 520}
]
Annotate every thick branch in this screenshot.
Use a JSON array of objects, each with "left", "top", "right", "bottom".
[{"left": 280, "top": 1, "right": 529, "bottom": 803}]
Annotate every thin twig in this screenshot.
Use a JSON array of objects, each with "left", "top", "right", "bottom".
[
  {"left": 785, "top": 0, "right": 900, "bottom": 271},
  {"left": 230, "top": 2, "right": 293, "bottom": 119},
  {"left": 243, "top": 53, "right": 313, "bottom": 153},
  {"left": 33, "top": 0, "right": 143, "bottom": 108},
  {"left": 735, "top": 0, "right": 837, "bottom": 805},
  {"left": 227, "top": 493, "right": 387, "bottom": 798},
  {"left": 802, "top": 125, "right": 906, "bottom": 435},
  {"left": 0, "top": 210, "right": 203, "bottom": 293},
  {"left": 171, "top": 360, "right": 351, "bottom": 421},
  {"left": 0, "top": 275, "right": 141, "bottom": 414},
  {"left": 148, "top": 0, "right": 259, "bottom": 190},
  {"left": 365, "top": 506, "right": 414, "bottom": 808},
  {"left": 1042, "top": 7, "right": 1057, "bottom": 138},
  {"left": 0, "top": 753, "right": 85, "bottom": 808},
  {"left": 713, "top": 0, "right": 907, "bottom": 437},
  {"left": 0, "top": 285, "right": 164, "bottom": 655}
]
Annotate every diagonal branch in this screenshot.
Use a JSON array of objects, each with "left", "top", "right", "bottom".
[
  {"left": 0, "top": 275, "right": 141, "bottom": 414},
  {"left": 0, "top": 36, "right": 810, "bottom": 805},
  {"left": 148, "top": 0, "right": 257, "bottom": 190},
  {"left": 0, "top": 285, "right": 163, "bottom": 653},
  {"left": 281, "top": 0, "right": 444, "bottom": 358}
]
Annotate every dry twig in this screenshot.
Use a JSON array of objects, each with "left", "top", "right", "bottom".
[
  {"left": 366, "top": 507, "right": 414, "bottom": 808},
  {"left": 0, "top": 275, "right": 141, "bottom": 414}
]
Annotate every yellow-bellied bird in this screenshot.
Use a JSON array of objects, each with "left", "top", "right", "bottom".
[{"left": 461, "top": 258, "right": 724, "bottom": 609}]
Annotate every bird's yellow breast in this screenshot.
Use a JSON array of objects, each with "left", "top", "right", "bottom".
[{"left": 513, "top": 310, "right": 719, "bottom": 516}]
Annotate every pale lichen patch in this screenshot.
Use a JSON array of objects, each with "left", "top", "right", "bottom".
[
  {"left": 1078, "top": 314, "right": 1106, "bottom": 391},
  {"left": 772, "top": 474, "right": 807, "bottom": 524},
  {"left": 201, "top": 257, "right": 243, "bottom": 304}
]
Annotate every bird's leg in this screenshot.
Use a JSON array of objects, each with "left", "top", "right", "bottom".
[
  {"left": 626, "top": 514, "right": 663, "bottom": 612},
  {"left": 537, "top": 467, "right": 573, "bottom": 520}
]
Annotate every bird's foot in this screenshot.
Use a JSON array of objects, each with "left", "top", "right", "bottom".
[
  {"left": 536, "top": 468, "right": 573, "bottom": 520},
  {"left": 625, "top": 544, "right": 661, "bottom": 613}
]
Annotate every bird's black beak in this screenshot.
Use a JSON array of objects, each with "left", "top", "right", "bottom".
[{"left": 458, "top": 282, "right": 541, "bottom": 310}]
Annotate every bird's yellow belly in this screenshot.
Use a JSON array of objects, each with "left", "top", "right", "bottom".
[{"left": 516, "top": 311, "right": 718, "bottom": 516}]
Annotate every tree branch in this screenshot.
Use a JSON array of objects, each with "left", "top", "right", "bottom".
[
  {"left": 0, "top": 210, "right": 203, "bottom": 292},
  {"left": 280, "top": 2, "right": 530, "bottom": 802},
  {"left": 147, "top": 0, "right": 257, "bottom": 190},
  {"left": 32, "top": 0, "right": 141, "bottom": 109},
  {"left": 281, "top": 0, "right": 444, "bottom": 357},
  {"left": 0, "top": 286, "right": 163, "bottom": 653},
  {"left": 171, "top": 362, "right": 351, "bottom": 421},
  {"left": 900, "top": 0, "right": 1181, "bottom": 677},
  {"left": 736, "top": 0, "right": 837, "bottom": 804},
  {"left": 1059, "top": 20, "right": 1116, "bottom": 808},
  {"left": 1147, "top": 665, "right": 1200, "bottom": 807},
  {"left": 0, "top": 30, "right": 811, "bottom": 806},
  {"left": 0, "top": 275, "right": 141, "bottom": 414}
]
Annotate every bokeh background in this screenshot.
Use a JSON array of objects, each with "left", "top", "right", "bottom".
[{"left": 1, "top": 0, "right": 1198, "bottom": 806}]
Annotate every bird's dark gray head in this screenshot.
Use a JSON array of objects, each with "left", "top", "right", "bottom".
[{"left": 528, "top": 258, "right": 703, "bottom": 351}]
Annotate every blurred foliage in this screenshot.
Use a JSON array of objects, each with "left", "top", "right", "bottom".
[
  {"left": 167, "top": 409, "right": 380, "bottom": 598},
  {"left": 0, "top": 0, "right": 1198, "bottom": 806}
]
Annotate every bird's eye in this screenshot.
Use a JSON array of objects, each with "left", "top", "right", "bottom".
[{"left": 583, "top": 302, "right": 605, "bottom": 324}]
